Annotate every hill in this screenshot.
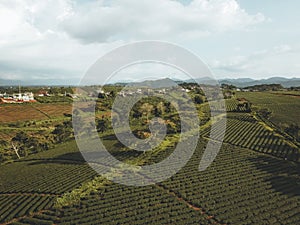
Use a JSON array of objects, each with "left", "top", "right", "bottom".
[
  {"left": 1, "top": 76, "right": 300, "bottom": 88},
  {"left": 219, "top": 77, "right": 300, "bottom": 88}
]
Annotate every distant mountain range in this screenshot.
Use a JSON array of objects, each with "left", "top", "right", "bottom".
[
  {"left": 128, "top": 77, "right": 300, "bottom": 88},
  {"left": 218, "top": 77, "right": 300, "bottom": 88},
  {"left": 0, "top": 78, "right": 79, "bottom": 86},
  {"left": 1, "top": 77, "right": 300, "bottom": 88},
  {"left": 127, "top": 78, "right": 177, "bottom": 88}
]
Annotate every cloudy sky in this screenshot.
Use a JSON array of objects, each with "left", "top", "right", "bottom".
[{"left": 0, "top": 0, "right": 300, "bottom": 84}]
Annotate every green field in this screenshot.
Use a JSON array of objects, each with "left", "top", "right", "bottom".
[
  {"left": 0, "top": 138, "right": 299, "bottom": 224},
  {"left": 0, "top": 91, "right": 299, "bottom": 224},
  {"left": 203, "top": 113, "right": 299, "bottom": 161},
  {"left": 236, "top": 91, "right": 300, "bottom": 127}
]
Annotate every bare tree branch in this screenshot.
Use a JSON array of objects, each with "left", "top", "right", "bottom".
[{"left": 11, "top": 142, "right": 21, "bottom": 159}]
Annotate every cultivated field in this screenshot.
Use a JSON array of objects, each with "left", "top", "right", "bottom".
[
  {"left": 0, "top": 91, "right": 299, "bottom": 224},
  {"left": 236, "top": 91, "right": 300, "bottom": 127},
  {"left": 0, "top": 139, "right": 299, "bottom": 224},
  {"left": 203, "top": 113, "right": 299, "bottom": 161},
  {"left": 0, "top": 103, "right": 72, "bottom": 123}
]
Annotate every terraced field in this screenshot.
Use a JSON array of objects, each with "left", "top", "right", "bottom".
[
  {"left": 199, "top": 99, "right": 238, "bottom": 113},
  {"left": 0, "top": 137, "right": 299, "bottom": 225},
  {"left": 202, "top": 113, "right": 299, "bottom": 162},
  {"left": 0, "top": 142, "right": 96, "bottom": 224},
  {"left": 235, "top": 91, "right": 300, "bottom": 127}
]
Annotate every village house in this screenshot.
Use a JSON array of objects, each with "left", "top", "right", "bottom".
[
  {"left": 37, "top": 90, "right": 50, "bottom": 97},
  {"left": 0, "top": 92, "right": 35, "bottom": 103}
]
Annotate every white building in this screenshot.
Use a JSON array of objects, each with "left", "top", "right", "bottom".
[{"left": 12, "top": 92, "right": 35, "bottom": 102}]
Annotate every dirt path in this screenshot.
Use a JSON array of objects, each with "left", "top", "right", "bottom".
[
  {"left": 30, "top": 105, "right": 51, "bottom": 119},
  {"left": 155, "top": 183, "right": 225, "bottom": 225},
  {"left": 0, "top": 209, "right": 54, "bottom": 225}
]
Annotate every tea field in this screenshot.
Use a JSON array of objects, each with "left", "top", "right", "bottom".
[
  {"left": 0, "top": 138, "right": 299, "bottom": 224},
  {"left": 0, "top": 92, "right": 299, "bottom": 224}
]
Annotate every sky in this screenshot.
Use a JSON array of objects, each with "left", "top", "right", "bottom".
[{"left": 0, "top": 0, "right": 300, "bottom": 85}]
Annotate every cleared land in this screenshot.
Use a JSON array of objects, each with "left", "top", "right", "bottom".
[{"left": 0, "top": 103, "right": 72, "bottom": 123}]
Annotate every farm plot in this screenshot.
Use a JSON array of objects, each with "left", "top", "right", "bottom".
[
  {"left": 34, "top": 104, "right": 72, "bottom": 118},
  {"left": 0, "top": 163, "right": 96, "bottom": 195},
  {"left": 0, "top": 141, "right": 213, "bottom": 225},
  {"left": 0, "top": 195, "right": 55, "bottom": 224},
  {"left": 225, "top": 99, "right": 239, "bottom": 112},
  {"left": 0, "top": 103, "right": 72, "bottom": 124},
  {"left": 7, "top": 140, "right": 300, "bottom": 225},
  {"left": 236, "top": 92, "right": 300, "bottom": 127},
  {"left": 0, "top": 104, "right": 48, "bottom": 123},
  {"left": 30, "top": 185, "right": 212, "bottom": 225},
  {"left": 162, "top": 141, "right": 300, "bottom": 225},
  {"left": 202, "top": 113, "right": 299, "bottom": 161},
  {"left": 199, "top": 99, "right": 238, "bottom": 114},
  {"left": 0, "top": 141, "right": 97, "bottom": 224}
]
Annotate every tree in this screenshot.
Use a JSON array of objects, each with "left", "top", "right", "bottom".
[
  {"left": 11, "top": 132, "right": 44, "bottom": 157},
  {"left": 98, "top": 92, "right": 106, "bottom": 99},
  {"left": 109, "top": 90, "right": 116, "bottom": 98},
  {"left": 132, "top": 107, "right": 142, "bottom": 119},
  {"left": 12, "top": 131, "right": 28, "bottom": 144},
  {"left": 140, "top": 103, "right": 154, "bottom": 121},
  {"left": 96, "top": 118, "right": 108, "bottom": 133},
  {"left": 11, "top": 132, "right": 29, "bottom": 158},
  {"left": 11, "top": 142, "right": 21, "bottom": 159},
  {"left": 52, "top": 121, "right": 73, "bottom": 143},
  {"left": 194, "top": 95, "right": 204, "bottom": 104},
  {"left": 166, "top": 120, "right": 178, "bottom": 134},
  {"left": 157, "top": 102, "right": 165, "bottom": 115},
  {"left": 0, "top": 152, "right": 4, "bottom": 162},
  {"left": 26, "top": 137, "right": 42, "bottom": 153}
]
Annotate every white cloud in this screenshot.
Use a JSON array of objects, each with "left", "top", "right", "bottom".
[
  {"left": 108, "top": 62, "right": 189, "bottom": 83},
  {"left": 0, "top": 1, "right": 38, "bottom": 45},
  {"left": 210, "top": 44, "right": 300, "bottom": 78},
  {"left": 61, "top": 0, "right": 265, "bottom": 43},
  {"left": 0, "top": 0, "right": 270, "bottom": 83},
  {"left": 0, "top": 0, "right": 267, "bottom": 82},
  {"left": 273, "top": 44, "right": 292, "bottom": 54},
  {"left": 0, "top": 0, "right": 125, "bottom": 81}
]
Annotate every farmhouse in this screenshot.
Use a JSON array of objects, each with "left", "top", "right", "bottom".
[
  {"left": 37, "top": 90, "right": 50, "bottom": 97},
  {"left": 0, "top": 92, "right": 35, "bottom": 103}
]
